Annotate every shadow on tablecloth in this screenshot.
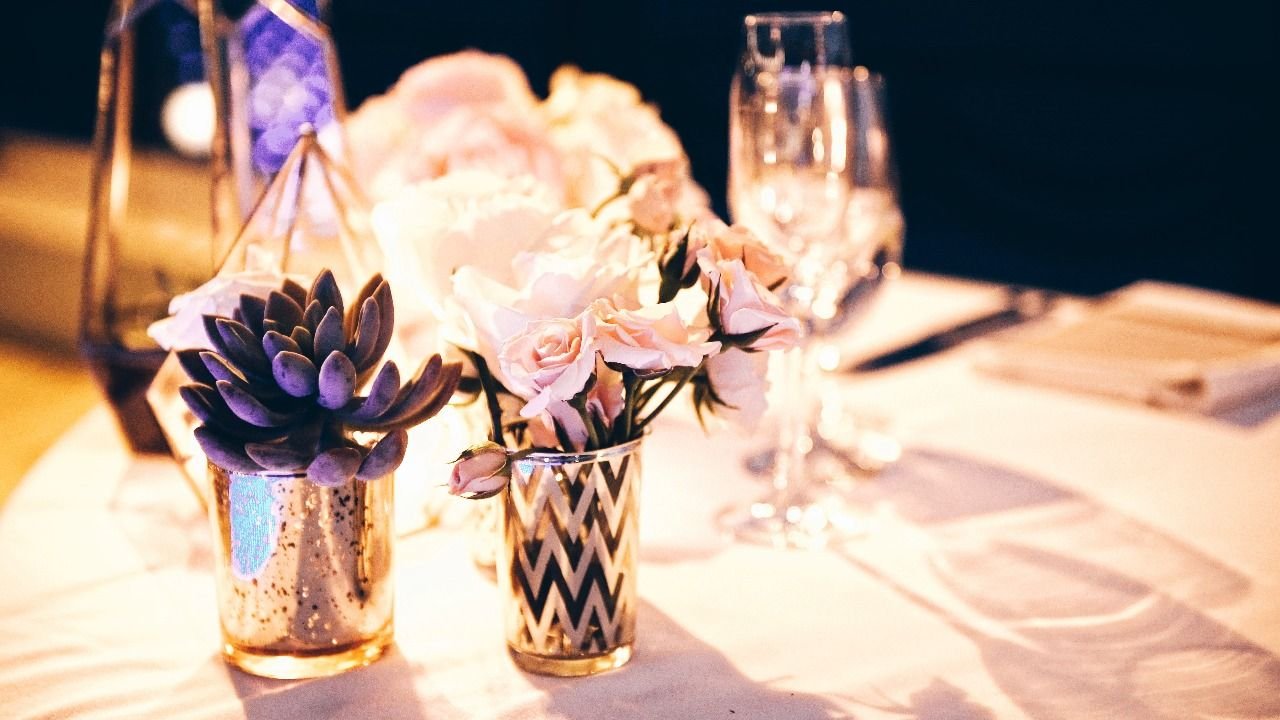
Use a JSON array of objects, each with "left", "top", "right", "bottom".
[
  {"left": 835, "top": 448, "right": 1280, "bottom": 720},
  {"left": 512, "top": 600, "right": 851, "bottom": 720}
]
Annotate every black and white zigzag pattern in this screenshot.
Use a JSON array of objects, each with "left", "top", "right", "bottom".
[{"left": 501, "top": 450, "right": 639, "bottom": 657}]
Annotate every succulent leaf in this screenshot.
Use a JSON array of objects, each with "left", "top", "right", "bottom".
[
  {"left": 180, "top": 384, "right": 283, "bottom": 442},
  {"left": 262, "top": 329, "right": 301, "bottom": 360},
  {"left": 215, "top": 318, "right": 271, "bottom": 377},
  {"left": 217, "top": 379, "right": 303, "bottom": 427},
  {"left": 382, "top": 361, "right": 462, "bottom": 429},
  {"left": 200, "top": 351, "right": 246, "bottom": 385},
  {"left": 264, "top": 290, "right": 304, "bottom": 328},
  {"left": 313, "top": 306, "right": 346, "bottom": 362},
  {"left": 348, "top": 296, "right": 381, "bottom": 372},
  {"left": 202, "top": 314, "right": 230, "bottom": 356},
  {"left": 177, "top": 348, "right": 216, "bottom": 386},
  {"left": 195, "top": 426, "right": 265, "bottom": 473},
  {"left": 239, "top": 294, "right": 267, "bottom": 336},
  {"left": 345, "top": 273, "right": 384, "bottom": 337},
  {"left": 245, "top": 441, "right": 315, "bottom": 471},
  {"left": 281, "top": 278, "right": 308, "bottom": 307},
  {"left": 272, "top": 351, "right": 319, "bottom": 398},
  {"left": 290, "top": 326, "right": 314, "bottom": 358},
  {"left": 340, "top": 361, "right": 400, "bottom": 422},
  {"left": 308, "top": 269, "right": 344, "bottom": 319},
  {"left": 307, "top": 447, "right": 362, "bottom": 487},
  {"left": 356, "top": 358, "right": 461, "bottom": 430},
  {"left": 369, "top": 281, "right": 395, "bottom": 367},
  {"left": 317, "top": 351, "right": 357, "bottom": 409},
  {"left": 185, "top": 271, "right": 449, "bottom": 487},
  {"left": 303, "top": 300, "right": 325, "bottom": 332},
  {"left": 356, "top": 429, "right": 408, "bottom": 480}
]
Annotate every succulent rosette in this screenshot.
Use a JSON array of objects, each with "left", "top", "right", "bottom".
[{"left": 177, "top": 269, "right": 462, "bottom": 487}]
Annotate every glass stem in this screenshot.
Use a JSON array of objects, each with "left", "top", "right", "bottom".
[{"left": 772, "top": 336, "right": 817, "bottom": 515}]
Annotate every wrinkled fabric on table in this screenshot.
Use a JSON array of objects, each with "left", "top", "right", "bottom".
[{"left": 2, "top": 274, "right": 1278, "bottom": 720}]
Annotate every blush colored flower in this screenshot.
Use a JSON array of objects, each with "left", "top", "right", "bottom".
[
  {"left": 499, "top": 312, "right": 601, "bottom": 418},
  {"left": 393, "top": 51, "right": 538, "bottom": 119},
  {"left": 541, "top": 66, "right": 693, "bottom": 211},
  {"left": 705, "top": 348, "right": 771, "bottom": 432},
  {"left": 627, "top": 173, "right": 681, "bottom": 235},
  {"left": 705, "top": 258, "right": 802, "bottom": 351},
  {"left": 147, "top": 263, "right": 285, "bottom": 351},
  {"left": 591, "top": 299, "right": 720, "bottom": 373},
  {"left": 343, "top": 51, "right": 563, "bottom": 203},
  {"left": 692, "top": 220, "right": 790, "bottom": 290},
  {"left": 448, "top": 441, "right": 510, "bottom": 499},
  {"left": 526, "top": 364, "right": 625, "bottom": 451}
]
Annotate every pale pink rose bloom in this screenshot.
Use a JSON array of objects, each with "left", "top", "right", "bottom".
[
  {"left": 692, "top": 220, "right": 790, "bottom": 290},
  {"left": 343, "top": 51, "right": 563, "bottom": 202},
  {"left": 373, "top": 171, "right": 559, "bottom": 320},
  {"left": 445, "top": 211, "right": 648, "bottom": 392},
  {"left": 499, "top": 312, "right": 601, "bottom": 418},
  {"left": 147, "top": 266, "right": 284, "bottom": 350},
  {"left": 407, "top": 108, "right": 563, "bottom": 191},
  {"left": 705, "top": 348, "right": 771, "bottom": 432},
  {"left": 627, "top": 174, "right": 680, "bottom": 235},
  {"left": 542, "top": 66, "right": 692, "bottom": 210},
  {"left": 591, "top": 299, "right": 720, "bottom": 373},
  {"left": 448, "top": 441, "right": 510, "bottom": 499},
  {"left": 392, "top": 51, "right": 537, "bottom": 119},
  {"left": 526, "top": 362, "right": 626, "bottom": 450},
  {"left": 705, "top": 258, "right": 802, "bottom": 351}
]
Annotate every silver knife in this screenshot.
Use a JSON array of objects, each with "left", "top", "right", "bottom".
[{"left": 843, "top": 287, "right": 1058, "bottom": 373}]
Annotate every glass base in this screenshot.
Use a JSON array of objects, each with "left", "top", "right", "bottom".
[
  {"left": 508, "top": 643, "right": 633, "bottom": 677},
  {"left": 719, "top": 494, "right": 871, "bottom": 550},
  {"left": 222, "top": 625, "right": 393, "bottom": 679}
]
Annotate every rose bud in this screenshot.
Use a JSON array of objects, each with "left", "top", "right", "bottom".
[{"left": 449, "top": 442, "right": 511, "bottom": 499}]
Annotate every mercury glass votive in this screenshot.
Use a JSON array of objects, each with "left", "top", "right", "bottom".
[{"left": 208, "top": 461, "right": 394, "bottom": 679}]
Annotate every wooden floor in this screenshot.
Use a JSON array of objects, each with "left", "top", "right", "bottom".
[{"left": 0, "top": 337, "right": 99, "bottom": 507}]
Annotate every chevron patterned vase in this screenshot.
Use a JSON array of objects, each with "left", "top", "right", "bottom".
[{"left": 498, "top": 439, "right": 641, "bottom": 676}]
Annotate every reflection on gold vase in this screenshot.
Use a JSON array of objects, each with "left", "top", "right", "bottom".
[
  {"left": 208, "top": 461, "right": 394, "bottom": 679},
  {"left": 499, "top": 440, "right": 641, "bottom": 676}
]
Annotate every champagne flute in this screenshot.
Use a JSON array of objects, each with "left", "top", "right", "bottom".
[{"left": 724, "top": 12, "right": 903, "bottom": 548}]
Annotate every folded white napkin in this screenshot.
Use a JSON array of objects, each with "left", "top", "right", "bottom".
[{"left": 978, "top": 282, "right": 1280, "bottom": 413}]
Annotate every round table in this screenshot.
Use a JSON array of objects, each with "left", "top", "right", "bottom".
[{"left": 3, "top": 275, "right": 1278, "bottom": 719}]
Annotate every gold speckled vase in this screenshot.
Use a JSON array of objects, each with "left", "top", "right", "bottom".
[
  {"left": 499, "top": 439, "right": 641, "bottom": 676},
  {"left": 208, "top": 462, "right": 394, "bottom": 678}
]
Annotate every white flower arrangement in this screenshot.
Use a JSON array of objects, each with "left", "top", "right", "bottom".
[{"left": 334, "top": 51, "right": 802, "bottom": 494}]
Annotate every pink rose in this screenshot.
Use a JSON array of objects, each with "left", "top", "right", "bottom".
[
  {"left": 591, "top": 299, "right": 720, "bottom": 373},
  {"left": 448, "top": 441, "right": 510, "bottom": 499},
  {"left": 393, "top": 51, "right": 537, "bottom": 119},
  {"left": 527, "top": 365, "right": 625, "bottom": 451},
  {"left": 499, "top": 312, "right": 600, "bottom": 417},
  {"left": 705, "top": 348, "right": 771, "bottom": 432},
  {"left": 691, "top": 221, "right": 789, "bottom": 290},
  {"left": 343, "top": 51, "right": 564, "bottom": 202},
  {"left": 408, "top": 108, "right": 563, "bottom": 191},
  {"left": 627, "top": 173, "right": 680, "bottom": 235},
  {"left": 705, "top": 258, "right": 802, "bottom": 351}
]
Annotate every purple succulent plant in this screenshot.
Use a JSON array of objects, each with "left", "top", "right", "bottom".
[{"left": 178, "top": 269, "right": 461, "bottom": 487}]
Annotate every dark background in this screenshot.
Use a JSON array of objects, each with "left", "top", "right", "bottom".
[{"left": 5, "top": 1, "right": 1277, "bottom": 300}]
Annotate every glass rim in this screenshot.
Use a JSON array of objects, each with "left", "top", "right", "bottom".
[
  {"left": 743, "top": 10, "right": 846, "bottom": 27},
  {"left": 518, "top": 437, "right": 645, "bottom": 465}
]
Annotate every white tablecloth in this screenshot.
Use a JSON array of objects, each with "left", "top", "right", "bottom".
[{"left": 3, "top": 275, "right": 1278, "bottom": 719}]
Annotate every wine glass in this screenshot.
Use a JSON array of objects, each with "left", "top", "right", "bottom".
[{"left": 724, "top": 12, "right": 904, "bottom": 548}]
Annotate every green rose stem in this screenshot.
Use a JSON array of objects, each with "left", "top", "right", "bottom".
[
  {"left": 468, "top": 352, "right": 509, "bottom": 446},
  {"left": 634, "top": 363, "right": 701, "bottom": 433},
  {"left": 613, "top": 371, "right": 642, "bottom": 445}
]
